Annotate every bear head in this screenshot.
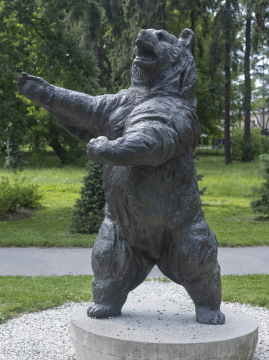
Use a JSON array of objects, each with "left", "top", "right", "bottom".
[{"left": 131, "top": 28, "right": 197, "bottom": 110}]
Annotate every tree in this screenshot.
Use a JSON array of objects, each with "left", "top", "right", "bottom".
[
  {"left": 101, "top": 0, "right": 168, "bottom": 92},
  {"left": 242, "top": 2, "right": 252, "bottom": 161},
  {"left": 210, "top": 0, "right": 240, "bottom": 165},
  {"left": 240, "top": 0, "right": 269, "bottom": 161},
  {"left": 252, "top": 0, "right": 269, "bottom": 131},
  {"left": 66, "top": 0, "right": 105, "bottom": 86},
  {"left": 170, "top": 0, "right": 218, "bottom": 60},
  {"left": 0, "top": 0, "right": 100, "bottom": 164},
  {"left": 70, "top": 161, "right": 105, "bottom": 234},
  {"left": 223, "top": 0, "right": 234, "bottom": 165}
]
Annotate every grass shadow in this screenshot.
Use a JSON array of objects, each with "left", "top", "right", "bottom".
[{"left": 253, "top": 216, "right": 269, "bottom": 222}]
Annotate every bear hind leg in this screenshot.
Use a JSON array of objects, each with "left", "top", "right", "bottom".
[
  {"left": 89, "top": 216, "right": 154, "bottom": 318},
  {"left": 157, "top": 212, "right": 225, "bottom": 325}
]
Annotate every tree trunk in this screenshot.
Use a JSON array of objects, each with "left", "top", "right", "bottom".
[
  {"left": 243, "top": 9, "right": 252, "bottom": 162},
  {"left": 95, "top": 35, "right": 104, "bottom": 87},
  {"left": 49, "top": 136, "right": 68, "bottom": 164},
  {"left": 1, "top": 145, "right": 7, "bottom": 156},
  {"left": 157, "top": 3, "right": 166, "bottom": 24},
  {"left": 191, "top": 8, "right": 195, "bottom": 60},
  {"left": 224, "top": 0, "right": 232, "bottom": 165}
]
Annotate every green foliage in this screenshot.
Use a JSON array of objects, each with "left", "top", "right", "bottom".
[
  {"left": 0, "top": 0, "right": 268, "bottom": 162},
  {"left": 27, "top": 108, "right": 87, "bottom": 164},
  {"left": 70, "top": 161, "right": 105, "bottom": 234},
  {"left": 250, "top": 152, "right": 269, "bottom": 216},
  {"left": 101, "top": 0, "right": 167, "bottom": 91},
  {"left": 0, "top": 0, "right": 100, "bottom": 164},
  {"left": 0, "top": 174, "right": 43, "bottom": 217},
  {"left": 231, "top": 127, "right": 269, "bottom": 160}
]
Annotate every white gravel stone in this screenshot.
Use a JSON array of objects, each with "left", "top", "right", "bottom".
[{"left": 0, "top": 281, "right": 268, "bottom": 360}]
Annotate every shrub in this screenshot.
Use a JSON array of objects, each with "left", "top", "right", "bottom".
[
  {"left": 250, "top": 152, "right": 269, "bottom": 216},
  {"left": 0, "top": 175, "right": 43, "bottom": 218},
  {"left": 70, "top": 161, "right": 105, "bottom": 234},
  {"left": 231, "top": 127, "right": 269, "bottom": 161}
]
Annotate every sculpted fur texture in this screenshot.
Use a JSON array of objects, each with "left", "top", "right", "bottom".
[{"left": 18, "top": 28, "right": 225, "bottom": 325}]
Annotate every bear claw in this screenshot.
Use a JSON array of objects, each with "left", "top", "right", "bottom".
[
  {"left": 87, "top": 304, "right": 121, "bottom": 318},
  {"left": 195, "top": 306, "right": 225, "bottom": 325}
]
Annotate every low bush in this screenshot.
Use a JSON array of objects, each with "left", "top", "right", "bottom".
[
  {"left": 250, "top": 152, "right": 269, "bottom": 216},
  {"left": 0, "top": 175, "right": 43, "bottom": 218},
  {"left": 231, "top": 127, "right": 269, "bottom": 161},
  {"left": 70, "top": 161, "right": 105, "bottom": 234}
]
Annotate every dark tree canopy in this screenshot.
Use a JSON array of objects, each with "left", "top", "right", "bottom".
[{"left": 0, "top": 0, "right": 100, "bottom": 164}]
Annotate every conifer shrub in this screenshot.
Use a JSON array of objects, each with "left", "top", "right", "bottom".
[
  {"left": 0, "top": 175, "right": 43, "bottom": 218},
  {"left": 250, "top": 152, "right": 269, "bottom": 217},
  {"left": 70, "top": 161, "right": 105, "bottom": 234}
]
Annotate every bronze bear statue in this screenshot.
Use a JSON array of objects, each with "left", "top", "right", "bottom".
[{"left": 18, "top": 28, "right": 225, "bottom": 325}]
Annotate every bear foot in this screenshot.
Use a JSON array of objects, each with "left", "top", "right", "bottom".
[
  {"left": 87, "top": 303, "right": 121, "bottom": 318},
  {"left": 195, "top": 306, "right": 225, "bottom": 325}
]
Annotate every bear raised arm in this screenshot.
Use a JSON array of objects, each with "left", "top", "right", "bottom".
[{"left": 17, "top": 72, "right": 122, "bottom": 144}]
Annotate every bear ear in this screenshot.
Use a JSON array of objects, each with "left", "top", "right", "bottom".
[{"left": 179, "top": 29, "right": 195, "bottom": 51}]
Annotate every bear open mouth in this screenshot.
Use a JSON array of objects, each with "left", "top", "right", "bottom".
[{"left": 134, "top": 38, "right": 158, "bottom": 67}]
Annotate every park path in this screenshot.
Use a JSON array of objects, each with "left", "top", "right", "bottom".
[{"left": 0, "top": 246, "right": 269, "bottom": 277}]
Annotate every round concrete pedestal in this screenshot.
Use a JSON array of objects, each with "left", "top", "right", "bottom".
[{"left": 70, "top": 299, "right": 258, "bottom": 360}]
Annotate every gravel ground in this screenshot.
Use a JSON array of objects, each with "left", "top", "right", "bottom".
[{"left": 0, "top": 281, "right": 268, "bottom": 360}]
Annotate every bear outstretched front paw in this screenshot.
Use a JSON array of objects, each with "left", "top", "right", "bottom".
[
  {"left": 87, "top": 304, "right": 121, "bottom": 318},
  {"left": 195, "top": 306, "right": 225, "bottom": 325},
  {"left": 17, "top": 72, "right": 51, "bottom": 104}
]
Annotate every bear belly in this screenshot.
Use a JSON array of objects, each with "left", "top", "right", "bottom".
[{"left": 103, "top": 158, "right": 201, "bottom": 258}]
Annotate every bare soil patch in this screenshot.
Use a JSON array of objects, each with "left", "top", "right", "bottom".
[{"left": 1, "top": 207, "right": 37, "bottom": 221}]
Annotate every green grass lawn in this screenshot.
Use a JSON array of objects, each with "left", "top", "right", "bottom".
[
  {"left": 0, "top": 275, "right": 93, "bottom": 323},
  {"left": 0, "top": 153, "right": 268, "bottom": 247},
  {"left": 196, "top": 156, "right": 269, "bottom": 247},
  {"left": 0, "top": 274, "right": 268, "bottom": 324}
]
